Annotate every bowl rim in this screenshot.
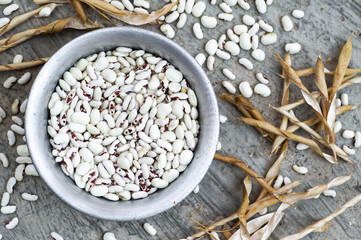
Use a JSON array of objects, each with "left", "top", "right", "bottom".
[{"left": 25, "top": 27, "right": 219, "bottom": 221}]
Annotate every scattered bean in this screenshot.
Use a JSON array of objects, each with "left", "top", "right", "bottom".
[
  {"left": 256, "top": 73, "right": 269, "bottom": 84},
  {"left": 285, "top": 42, "right": 301, "bottom": 54},
  {"left": 296, "top": 143, "right": 309, "bottom": 150},
  {"left": 292, "top": 9, "right": 304, "bottom": 19},
  {"left": 343, "top": 145, "right": 355, "bottom": 155},
  {"left": 239, "top": 81, "right": 253, "bottom": 98},
  {"left": 292, "top": 165, "right": 308, "bottom": 174},
  {"left": 281, "top": 15, "right": 293, "bottom": 31},
  {"left": 222, "top": 81, "right": 236, "bottom": 93},
  {"left": 238, "top": 58, "right": 253, "bottom": 70},
  {"left": 201, "top": 15, "right": 217, "bottom": 28},
  {"left": 143, "top": 223, "right": 157, "bottom": 236},
  {"left": 222, "top": 68, "right": 236, "bottom": 80},
  {"left": 323, "top": 189, "right": 336, "bottom": 198}
]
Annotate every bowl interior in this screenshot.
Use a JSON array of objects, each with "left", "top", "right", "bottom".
[{"left": 25, "top": 27, "right": 219, "bottom": 221}]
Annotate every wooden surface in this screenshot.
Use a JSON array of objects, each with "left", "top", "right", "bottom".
[{"left": 1, "top": 0, "right": 361, "bottom": 239}]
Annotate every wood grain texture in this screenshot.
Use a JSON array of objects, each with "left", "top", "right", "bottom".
[{"left": 0, "top": 0, "right": 361, "bottom": 239}]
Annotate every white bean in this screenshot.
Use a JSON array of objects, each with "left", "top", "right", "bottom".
[
  {"left": 295, "top": 143, "right": 309, "bottom": 151},
  {"left": 251, "top": 35, "right": 259, "bottom": 50},
  {"left": 354, "top": 131, "right": 361, "bottom": 148},
  {"left": 254, "top": 83, "right": 271, "bottom": 97},
  {"left": 238, "top": 58, "right": 253, "bottom": 70},
  {"left": 248, "top": 23, "right": 259, "bottom": 36},
  {"left": 255, "top": 0, "right": 267, "bottom": 13},
  {"left": 227, "top": 29, "right": 239, "bottom": 43},
  {"left": 223, "top": 0, "right": 237, "bottom": 6},
  {"left": 3, "top": 3, "right": 19, "bottom": 16},
  {"left": 177, "top": 13, "right": 187, "bottom": 28},
  {"left": 341, "top": 93, "right": 348, "bottom": 106},
  {"left": 323, "top": 189, "right": 336, "bottom": 198},
  {"left": 239, "top": 32, "right": 252, "bottom": 50},
  {"left": 292, "top": 165, "right": 308, "bottom": 174},
  {"left": 17, "top": 72, "right": 32, "bottom": 85},
  {"left": 160, "top": 24, "right": 175, "bottom": 39},
  {"left": 251, "top": 49, "right": 265, "bottom": 61},
  {"left": 0, "top": 153, "right": 9, "bottom": 168},
  {"left": 195, "top": 53, "right": 206, "bottom": 66},
  {"left": 193, "top": 22, "right": 203, "bottom": 39},
  {"left": 13, "top": 54, "right": 23, "bottom": 64},
  {"left": 192, "top": 1, "right": 206, "bottom": 17},
  {"left": 222, "top": 81, "right": 236, "bottom": 93},
  {"left": 218, "top": 13, "right": 234, "bottom": 21},
  {"left": 233, "top": 24, "right": 248, "bottom": 35},
  {"left": 5, "top": 217, "right": 19, "bottom": 229},
  {"left": 237, "top": 0, "right": 250, "bottom": 10},
  {"left": 207, "top": 56, "right": 215, "bottom": 71},
  {"left": 22, "top": 192, "right": 39, "bottom": 201},
  {"left": 239, "top": 82, "right": 253, "bottom": 98},
  {"left": 219, "top": 114, "right": 227, "bottom": 123},
  {"left": 216, "top": 49, "right": 231, "bottom": 60},
  {"left": 38, "top": 6, "right": 53, "bottom": 17},
  {"left": 343, "top": 145, "right": 355, "bottom": 155},
  {"left": 0, "top": 17, "right": 10, "bottom": 28},
  {"left": 335, "top": 98, "right": 342, "bottom": 107},
  {"left": 222, "top": 68, "right": 236, "bottom": 80},
  {"left": 224, "top": 41, "right": 240, "bottom": 55},
  {"left": 258, "top": 20, "right": 273, "bottom": 32},
  {"left": 256, "top": 73, "right": 269, "bottom": 84},
  {"left": 219, "top": 2, "right": 232, "bottom": 13},
  {"left": 242, "top": 14, "right": 255, "bottom": 26},
  {"left": 1, "top": 192, "right": 10, "bottom": 207},
  {"left": 281, "top": 15, "right": 293, "bottom": 31},
  {"left": 205, "top": 39, "right": 218, "bottom": 55},
  {"left": 185, "top": 0, "right": 195, "bottom": 14},
  {"left": 201, "top": 15, "right": 217, "bottom": 28},
  {"left": 143, "top": 223, "right": 157, "bottom": 236},
  {"left": 51, "top": 232, "right": 64, "bottom": 240},
  {"left": 261, "top": 32, "right": 277, "bottom": 45},
  {"left": 342, "top": 130, "right": 355, "bottom": 139},
  {"left": 273, "top": 175, "right": 283, "bottom": 189},
  {"left": 285, "top": 42, "right": 302, "bottom": 54},
  {"left": 6, "top": 177, "right": 16, "bottom": 194},
  {"left": 292, "top": 9, "right": 304, "bottom": 19}
]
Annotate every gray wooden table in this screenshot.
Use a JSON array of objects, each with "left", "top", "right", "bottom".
[{"left": 1, "top": 0, "right": 361, "bottom": 239}]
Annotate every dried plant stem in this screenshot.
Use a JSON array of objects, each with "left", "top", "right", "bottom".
[
  {"left": 273, "top": 51, "right": 335, "bottom": 145},
  {"left": 0, "top": 3, "right": 60, "bottom": 36},
  {"left": 272, "top": 105, "right": 354, "bottom": 153},
  {"left": 0, "top": 57, "right": 49, "bottom": 71},
  {"left": 270, "top": 105, "right": 350, "bottom": 164},
  {"left": 238, "top": 176, "right": 252, "bottom": 227},
  {"left": 257, "top": 142, "right": 288, "bottom": 202},
  {"left": 80, "top": 0, "right": 178, "bottom": 25},
  {"left": 276, "top": 76, "right": 361, "bottom": 112},
  {"left": 241, "top": 118, "right": 333, "bottom": 162},
  {"left": 246, "top": 174, "right": 351, "bottom": 220},
  {"left": 70, "top": 0, "right": 87, "bottom": 23},
  {"left": 220, "top": 93, "right": 275, "bottom": 141},
  {"left": 330, "top": 34, "right": 354, "bottom": 101},
  {"left": 280, "top": 193, "right": 361, "bottom": 240},
  {"left": 272, "top": 53, "right": 291, "bottom": 155},
  {"left": 295, "top": 68, "right": 361, "bottom": 77},
  {"left": 0, "top": 16, "right": 103, "bottom": 52},
  {"left": 190, "top": 181, "right": 301, "bottom": 239},
  {"left": 214, "top": 153, "right": 277, "bottom": 195}
]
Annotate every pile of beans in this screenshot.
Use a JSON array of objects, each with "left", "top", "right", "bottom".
[{"left": 47, "top": 47, "right": 200, "bottom": 201}]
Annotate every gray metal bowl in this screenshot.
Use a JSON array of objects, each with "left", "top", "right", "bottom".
[{"left": 25, "top": 27, "right": 219, "bottom": 221}]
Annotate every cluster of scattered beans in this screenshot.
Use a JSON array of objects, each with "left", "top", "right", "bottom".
[
  {"left": 47, "top": 47, "right": 200, "bottom": 201},
  {"left": 0, "top": 0, "right": 53, "bottom": 29}
]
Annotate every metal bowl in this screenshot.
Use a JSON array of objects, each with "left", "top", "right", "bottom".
[{"left": 25, "top": 27, "right": 219, "bottom": 221}]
